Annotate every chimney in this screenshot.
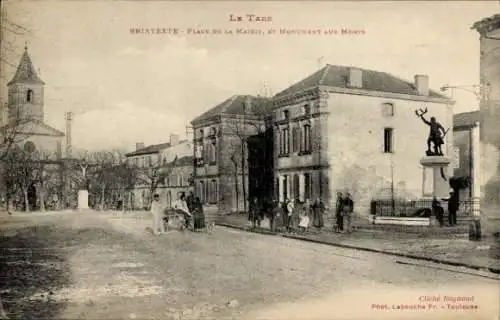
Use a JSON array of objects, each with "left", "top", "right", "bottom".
[
  {"left": 136, "top": 142, "right": 145, "bottom": 151},
  {"left": 414, "top": 74, "right": 429, "bottom": 96},
  {"left": 170, "top": 133, "right": 180, "bottom": 146},
  {"left": 347, "top": 68, "right": 363, "bottom": 88}
]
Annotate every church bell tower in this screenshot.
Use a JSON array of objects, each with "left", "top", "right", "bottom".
[{"left": 7, "top": 46, "right": 45, "bottom": 123}]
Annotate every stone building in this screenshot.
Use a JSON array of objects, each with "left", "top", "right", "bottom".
[
  {"left": 191, "top": 64, "right": 454, "bottom": 215},
  {"left": 272, "top": 65, "right": 453, "bottom": 213},
  {"left": 125, "top": 134, "right": 193, "bottom": 209},
  {"left": 472, "top": 14, "right": 500, "bottom": 214},
  {"left": 0, "top": 46, "right": 65, "bottom": 210},
  {"left": 191, "top": 95, "right": 273, "bottom": 213},
  {"left": 1, "top": 46, "right": 64, "bottom": 158}
]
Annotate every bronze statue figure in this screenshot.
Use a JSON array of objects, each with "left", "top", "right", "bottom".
[{"left": 415, "top": 107, "right": 448, "bottom": 156}]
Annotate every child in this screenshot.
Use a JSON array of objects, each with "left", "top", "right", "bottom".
[{"left": 298, "top": 208, "right": 310, "bottom": 233}]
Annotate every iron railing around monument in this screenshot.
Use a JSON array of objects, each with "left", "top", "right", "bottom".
[{"left": 370, "top": 198, "right": 480, "bottom": 217}]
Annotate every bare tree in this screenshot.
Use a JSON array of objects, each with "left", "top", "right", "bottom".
[
  {"left": 225, "top": 117, "right": 265, "bottom": 213},
  {"left": 133, "top": 159, "right": 171, "bottom": 209},
  {"left": 2, "top": 147, "right": 41, "bottom": 212}
]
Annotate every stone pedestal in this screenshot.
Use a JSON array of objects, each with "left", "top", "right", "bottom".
[
  {"left": 420, "top": 156, "right": 451, "bottom": 199},
  {"left": 78, "top": 190, "right": 89, "bottom": 209}
]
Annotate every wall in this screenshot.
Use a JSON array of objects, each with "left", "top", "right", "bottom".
[
  {"left": 15, "top": 133, "right": 63, "bottom": 160},
  {"left": 159, "top": 140, "right": 192, "bottom": 164},
  {"left": 325, "top": 91, "right": 452, "bottom": 214},
  {"left": 8, "top": 83, "right": 44, "bottom": 121},
  {"left": 479, "top": 26, "right": 500, "bottom": 214},
  {"left": 274, "top": 94, "right": 330, "bottom": 203}
]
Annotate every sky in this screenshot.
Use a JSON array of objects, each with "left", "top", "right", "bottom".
[{"left": 1, "top": 1, "right": 499, "bottom": 152}]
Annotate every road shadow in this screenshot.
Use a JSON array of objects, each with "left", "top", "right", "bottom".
[{"left": 0, "top": 225, "right": 72, "bottom": 319}]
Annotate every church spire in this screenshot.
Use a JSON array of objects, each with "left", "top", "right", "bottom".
[{"left": 7, "top": 45, "right": 45, "bottom": 86}]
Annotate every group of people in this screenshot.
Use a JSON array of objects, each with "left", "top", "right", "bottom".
[
  {"left": 248, "top": 197, "right": 331, "bottom": 233},
  {"left": 150, "top": 190, "right": 206, "bottom": 236}
]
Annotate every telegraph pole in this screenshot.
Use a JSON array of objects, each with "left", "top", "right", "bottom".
[{"left": 65, "top": 111, "right": 72, "bottom": 158}]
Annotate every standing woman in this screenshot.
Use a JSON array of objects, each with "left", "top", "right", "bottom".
[
  {"left": 282, "top": 199, "right": 289, "bottom": 232},
  {"left": 286, "top": 198, "right": 295, "bottom": 232},
  {"left": 312, "top": 197, "right": 325, "bottom": 229},
  {"left": 249, "top": 197, "right": 261, "bottom": 228},
  {"left": 290, "top": 199, "right": 301, "bottom": 232},
  {"left": 193, "top": 196, "right": 206, "bottom": 231}
]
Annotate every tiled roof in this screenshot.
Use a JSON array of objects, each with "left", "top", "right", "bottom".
[
  {"left": 471, "top": 14, "right": 500, "bottom": 31},
  {"left": 274, "top": 64, "right": 449, "bottom": 99},
  {"left": 191, "top": 95, "right": 272, "bottom": 124},
  {"left": 125, "top": 139, "right": 190, "bottom": 157},
  {"left": 8, "top": 47, "right": 45, "bottom": 86},
  {"left": 126, "top": 142, "right": 171, "bottom": 157},
  {"left": 453, "top": 110, "right": 480, "bottom": 128}
]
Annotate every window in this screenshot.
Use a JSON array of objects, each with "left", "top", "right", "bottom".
[
  {"left": 27, "top": 89, "right": 33, "bottom": 102},
  {"left": 283, "top": 175, "right": 288, "bottom": 200},
  {"left": 292, "top": 127, "right": 299, "bottom": 152},
  {"left": 199, "top": 181, "right": 205, "bottom": 202},
  {"left": 302, "top": 124, "right": 311, "bottom": 153},
  {"left": 382, "top": 103, "right": 394, "bottom": 117},
  {"left": 210, "top": 142, "right": 216, "bottom": 164},
  {"left": 205, "top": 181, "right": 209, "bottom": 204},
  {"left": 293, "top": 174, "right": 300, "bottom": 201},
  {"left": 280, "top": 128, "right": 289, "bottom": 155},
  {"left": 384, "top": 128, "right": 394, "bottom": 153},
  {"left": 162, "top": 157, "right": 167, "bottom": 166},
  {"left": 275, "top": 178, "right": 279, "bottom": 200},
  {"left": 179, "top": 175, "right": 183, "bottom": 186},
  {"left": 147, "top": 156, "right": 152, "bottom": 167},
  {"left": 283, "top": 110, "right": 290, "bottom": 120},
  {"left": 304, "top": 173, "right": 311, "bottom": 201},
  {"left": 303, "top": 104, "right": 311, "bottom": 116},
  {"left": 210, "top": 180, "right": 217, "bottom": 203},
  {"left": 210, "top": 127, "right": 217, "bottom": 137}
]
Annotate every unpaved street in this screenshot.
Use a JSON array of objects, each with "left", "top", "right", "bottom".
[{"left": 1, "top": 211, "right": 498, "bottom": 320}]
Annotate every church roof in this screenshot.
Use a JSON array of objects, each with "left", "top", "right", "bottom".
[
  {"left": 274, "top": 64, "right": 449, "bottom": 99},
  {"left": 7, "top": 47, "right": 45, "bottom": 86},
  {"left": 0, "top": 118, "right": 64, "bottom": 137},
  {"left": 191, "top": 95, "right": 272, "bottom": 124}
]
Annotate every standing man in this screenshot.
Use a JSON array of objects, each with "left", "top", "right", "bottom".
[
  {"left": 342, "top": 193, "right": 354, "bottom": 233},
  {"left": 335, "top": 192, "right": 344, "bottom": 233},
  {"left": 448, "top": 189, "right": 459, "bottom": 226},
  {"left": 150, "top": 194, "right": 165, "bottom": 236},
  {"left": 432, "top": 197, "right": 444, "bottom": 227}
]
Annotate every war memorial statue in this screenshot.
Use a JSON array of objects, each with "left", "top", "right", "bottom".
[{"left": 415, "top": 107, "right": 449, "bottom": 156}]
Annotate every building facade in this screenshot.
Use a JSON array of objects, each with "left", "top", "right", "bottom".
[
  {"left": 272, "top": 65, "right": 453, "bottom": 213},
  {"left": 472, "top": 14, "right": 500, "bottom": 215},
  {"left": 191, "top": 65, "right": 456, "bottom": 215},
  {"left": 191, "top": 95, "right": 272, "bottom": 213},
  {"left": 1, "top": 46, "right": 64, "bottom": 159},
  {"left": 125, "top": 134, "right": 193, "bottom": 209}
]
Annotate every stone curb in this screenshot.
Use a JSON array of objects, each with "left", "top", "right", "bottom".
[{"left": 216, "top": 222, "right": 500, "bottom": 275}]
